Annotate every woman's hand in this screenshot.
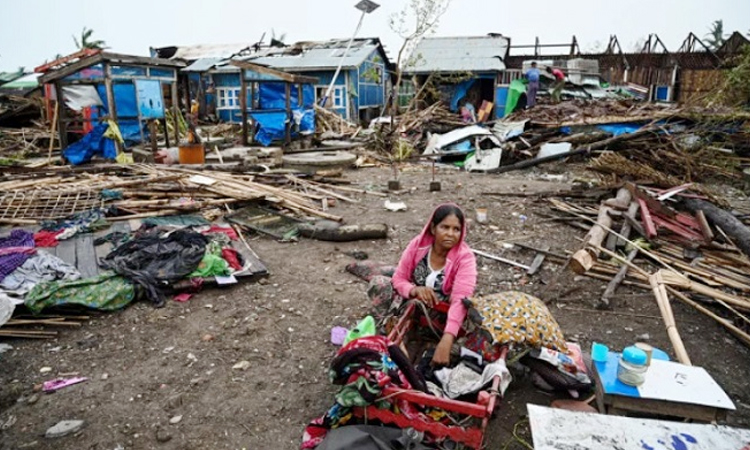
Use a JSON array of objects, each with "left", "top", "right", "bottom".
[
  {"left": 431, "top": 333, "right": 454, "bottom": 366},
  {"left": 409, "top": 286, "right": 438, "bottom": 307}
]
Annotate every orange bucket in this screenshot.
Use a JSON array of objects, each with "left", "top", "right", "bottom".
[{"left": 178, "top": 143, "right": 205, "bottom": 164}]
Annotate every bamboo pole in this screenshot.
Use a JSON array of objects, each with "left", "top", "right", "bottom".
[{"left": 650, "top": 271, "right": 692, "bottom": 365}]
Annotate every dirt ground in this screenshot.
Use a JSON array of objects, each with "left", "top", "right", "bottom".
[{"left": 1, "top": 164, "right": 749, "bottom": 450}]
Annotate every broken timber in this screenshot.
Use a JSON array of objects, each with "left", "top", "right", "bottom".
[{"left": 570, "top": 188, "right": 632, "bottom": 274}]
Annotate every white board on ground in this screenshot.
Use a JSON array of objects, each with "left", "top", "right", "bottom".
[
  {"left": 637, "top": 359, "right": 735, "bottom": 410},
  {"left": 528, "top": 404, "right": 750, "bottom": 450}
]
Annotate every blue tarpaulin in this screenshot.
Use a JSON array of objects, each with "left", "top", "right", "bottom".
[
  {"left": 596, "top": 123, "right": 645, "bottom": 136},
  {"left": 251, "top": 111, "right": 287, "bottom": 146},
  {"left": 63, "top": 123, "right": 118, "bottom": 165},
  {"left": 450, "top": 79, "right": 476, "bottom": 112},
  {"left": 95, "top": 84, "right": 145, "bottom": 143}
]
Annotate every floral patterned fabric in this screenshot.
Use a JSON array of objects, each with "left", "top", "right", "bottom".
[
  {"left": 470, "top": 291, "right": 568, "bottom": 353},
  {"left": 24, "top": 271, "right": 136, "bottom": 314}
]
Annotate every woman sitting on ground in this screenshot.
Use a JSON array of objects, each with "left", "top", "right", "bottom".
[{"left": 390, "top": 203, "right": 477, "bottom": 366}]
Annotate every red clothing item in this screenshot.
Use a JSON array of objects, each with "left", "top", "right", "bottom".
[
  {"left": 551, "top": 68, "right": 565, "bottom": 81},
  {"left": 221, "top": 248, "right": 242, "bottom": 270},
  {"left": 391, "top": 203, "right": 477, "bottom": 337},
  {"left": 34, "top": 230, "right": 63, "bottom": 248}
]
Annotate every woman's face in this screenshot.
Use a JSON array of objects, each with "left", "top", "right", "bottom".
[{"left": 431, "top": 214, "right": 462, "bottom": 252}]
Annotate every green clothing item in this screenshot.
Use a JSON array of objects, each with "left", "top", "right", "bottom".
[
  {"left": 189, "top": 253, "right": 230, "bottom": 278},
  {"left": 25, "top": 271, "right": 136, "bottom": 314}
]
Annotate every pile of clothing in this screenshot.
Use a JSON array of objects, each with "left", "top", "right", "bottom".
[{"left": 0, "top": 230, "right": 83, "bottom": 313}]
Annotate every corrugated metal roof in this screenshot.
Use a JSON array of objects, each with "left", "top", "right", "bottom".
[
  {"left": 404, "top": 35, "right": 510, "bottom": 74},
  {"left": 183, "top": 57, "right": 225, "bottom": 72},
  {"left": 249, "top": 40, "right": 380, "bottom": 71},
  {"left": 0, "top": 73, "right": 40, "bottom": 89}
]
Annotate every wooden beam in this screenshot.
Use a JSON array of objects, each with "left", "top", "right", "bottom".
[
  {"left": 54, "top": 82, "right": 68, "bottom": 150},
  {"left": 38, "top": 53, "right": 105, "bottom": 84},
  {"left": 171, "top": 81, "right": 179, "bottom": 146},
  {"left": 285, "top": 82, "right": 292, "bottom": 146},
  {"left": 240, "top": 73, "right": 249, "bottom": 147},
  {"left": 102, "top": 64, "right": 122, "bottom": 154}
]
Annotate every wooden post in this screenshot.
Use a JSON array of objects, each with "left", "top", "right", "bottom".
[
  {"left": 149, "top": 120, "right": 158, "bottom": 155},
  {"left": 102, "top": 64, "right": 122, "bottom": 154},
  {"left": 285, "top": 82, "right": 292, "bottom": 146},
  {"left": 297, "top": 83, "right": 303, "bottom": 107},
  {"left": 240, "top": 71, "right": 249, "bottom": 147},
  {"left": 171, "top": 80, "right": 179, "bottom": 146},
  {"left": 53, "top": 82, "right": 67, "bottom": 150}
]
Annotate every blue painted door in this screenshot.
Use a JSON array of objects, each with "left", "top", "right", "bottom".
[{"left": 135, "top": 80, "right": 165, "bottom": 119}]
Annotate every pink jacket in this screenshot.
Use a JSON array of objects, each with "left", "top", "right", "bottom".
[{"left": 392, "top": 203, "right": 477, "bottom": 336}]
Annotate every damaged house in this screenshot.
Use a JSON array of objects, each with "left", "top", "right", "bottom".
[
  {"left": 36, "top": 50, "right": 186, "bottom": 153},
  {"left": 154, "top": 38, "right": 392, "bottom": 124},
  {"left": 402, "top": 34, "right": 520, "bottom": 119}
]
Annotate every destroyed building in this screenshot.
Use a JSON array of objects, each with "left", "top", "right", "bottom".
[
  {"left": 506, "top": 31, "right": 750, "bottom": 103},
  {"left": 402, "top": 34, "right": 518, "bottom": 119}
]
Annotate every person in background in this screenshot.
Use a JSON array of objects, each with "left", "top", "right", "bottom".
[
  {"left": 525, "top": 61, "right": 540, "bottom": 107},
  {"left": 460, "top": 99, "right": 476, "bottom": 123},
  {"left": 546, "top": 66, "right": 566, "bottom": 104}
]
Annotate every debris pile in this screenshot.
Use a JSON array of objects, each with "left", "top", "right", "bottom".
[
  {"left": 0, "top": 94, "right": 42, "bottom": 128},
  {"left": 527, "top": 182, "right": 750, "bottom": 355},
  {"left": 0, "top": 164, "right": 380, "bottom": 225},
  {"left": 504, "top": 99, "right": 677, "bottom": 127},
  {"left": 0, "top": 125, "right": 57, "bottom": 161}
]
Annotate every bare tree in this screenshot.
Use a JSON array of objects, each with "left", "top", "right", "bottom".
[
  {"left": 388, "top": 0, "right": 451, "bottom": 116},
  {"left": 705, "top": 19, "right": 727, "bottom": 51}
]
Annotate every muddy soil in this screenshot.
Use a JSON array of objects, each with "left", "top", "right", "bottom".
[{"left": 1, "top": 165, "right": 749, "bottom": 450}]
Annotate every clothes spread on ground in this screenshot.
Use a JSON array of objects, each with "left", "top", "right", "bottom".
[
  {"left": 0, "top": 250, "right": 80, "bottom": 296},
  {"left": 142, "top": 215, "right": 209, "bottom": 228},
  {"left": 189, "top": 236, "right": 231, "bottom": 278},
  {"left": 33, "top": 230, "right": 63, "bottom": 248},
  {"left": 301, "top": 336, "right": 428, "bottom": 449},
  {"left": 201, "top": 225, "right": 238, "bottom": 241},
  {"left": 469, "top": 291, "right": 568, "bottom": 352},
  {"left": 93, "top": 231, "right": 131, "bottom": 247},
  {"left": 25, "top": 271, "right": 136, "bottom": 314},
  {"left": 101, "top": 229, "right": 208, "bottom": 307},
  {"left": 40, "top": 208, "right": 110, "bottom": 241},
  {"left": 0, "top": 293, "right": 15, "bottom": 327},
  {"left": 0, "top": 230, "right": 35, "bottom": 282},
  {"left": 434, "top": 359, "right": 512, "bottom": 399}
]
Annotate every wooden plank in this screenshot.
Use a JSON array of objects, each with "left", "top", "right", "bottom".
[
  {"left": 56, "top": 238, "right": 76, "bottom": 267},
  {"left": 76, "top": 233, "right": 98, "bottom": 278}
]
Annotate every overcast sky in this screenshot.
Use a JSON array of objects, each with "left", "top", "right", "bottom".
[{"left": 1, "top": 0, "right": 749, "bottom": 72}]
